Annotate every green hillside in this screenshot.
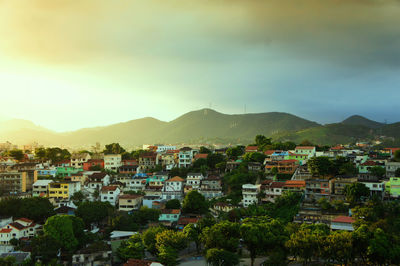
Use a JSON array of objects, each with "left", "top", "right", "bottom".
[{"left": 342, "top": 115, "right": 383, "bottom": 129}]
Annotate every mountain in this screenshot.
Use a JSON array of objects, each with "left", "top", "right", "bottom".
[
  {"left": 342, "top": 115, "right": 383, "bottom": 129},
  {"left": 272, "top": 123, "right": 375, "bottom": 145},
  {"left": 0, "top": 109, "right": 320, "bottom": 147}
]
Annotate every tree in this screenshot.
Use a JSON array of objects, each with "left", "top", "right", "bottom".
[
  {"left": 157, "top": 245, "right": 179, "bottom": 266},
  {"left": 43, "top": 215, "right": 85, "bottom": 253},
  {"left": 70, "top": 191, "right": 87, "bottom": 206},
  {"left": 394, "top": 149, "right": 400, "bottom": 162},
  {"left": 117, "top": 234, "right": 145, "bottom": 261},
  {"left": 243, "top": 152, "right": 266, "bottom": 164},
  {"left": 112, "top": 214, "right": 139, "bottom": 231},
  {"left": 184, "top": 223, "right": 202, "bottom": 254},
  {"left": 370, "top": 166, "right": 386, "bottom": 178},
  {"left": 240, "top": 217, "right": 287, "bottom": 266},
  {"left": 307, "top": 156, "right": 333, "bottom": 177},
  {"left": 133, "top": 206, "right": 160, "bottom": 225},
  {"left": 226, "top": 146, "right": 245, "bottom": 160},
  {"left": 255, "top": 135, "right": 272, "bottom": 150},
  {"left": 103, "top": 143, "right": 126, "bottom": 154},
  {"left": 182, "top": 190, "right": 208, "bottom": 214},
  {"left": 339, "top": 161, "right": 358, "bottom": 176},
  {"left": 199, "top": 146, "right": 212, "bottom": 154},
  {"left": 286, "top": 224, "right": 329, "bottom": 264},
  {"left": 0, "top": 256, "right": 16, "bottom": 266},
  {"left": 75, "top": 201, "right": 114, "bottom": 228},
  {"left": 7, "top": 149, "right": 24, "bottom": 161},
  {"left": 201, "top": 221, "right": 240, "bottom": 252},
  {"left": 142, "top": 226, "right": 167, "bottom": 255},
  {"left": 89, "top": 165, "right": 102, "bottom": 171},
  {"left": 156, "top": 230, "right": 187, "bottom": 252},
  {"left": 323, "top": 231, "right": 353, "bottom": 265},
  {"left": 345, "top": 182, "right": 370, "bottom": 205},
  {"left": 205, "top": 248, "right": 239, "bottom": 266},
  {"left": 207, "top": 153, "right": 225, "bottom": 169},
  {"left": 352, "top": 224, "right": 371, "bottom": 264},
  {"left": 165, "top": 199, "right": 181, "bottom": 209},
  {"left": 368, "top": 228, "right": 391, "bottom": 265},
  {"left": 31, "top": 234, "right": 61, "bottom": 264}
]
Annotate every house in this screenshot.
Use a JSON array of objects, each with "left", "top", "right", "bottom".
[
  {"left": 32, "top": 179, "right": 53, "bottom": 197},
  {"left": 248, "top": 162, "right": 262, "bottom": 172},
  {"left": 100, "top": 186, "right": 121, "bottom": 206},
  {"left": 277, "top": 160, "right": 299, "bottom": 174},
  {"left": 186, "top": 173, "right": 204, "bottom": 189},
  {"left": 330, "top": 216, "right": 355, "bottom": 231},
  {"left": 194, "top": 153, "right": 209, "bottom": 160},
  {"left": 386, "top": 161, "right": 400, "bottom": 177},
  {"left": 159, "top": 209, "right": 181, "bottom": 224},
  {"left": 55, "top": 205, "right": 76, "bottom": 215},
  {"left": 294, "top": 146, "right": 316, "bottom": 157},
  {"left": 138, "top": 152, "right": 158, "bottom": 171},
  {"left": 287, "top": 152, "right": 309, "bottom": 164},
  {"left": 119, "top": 165, "right": 138, "bottom": 175},
  {"left": 0, "top": 171, "right": 37, "bottom": 194},
  {"left": 155, "top": 145, "right": 177, "bottom": 153},
  {"left": 385, "top": 177, "right": 400, "bottom": 198},
  {"left": 0, "top": 218, "right": 41, "bottom": 244},
  {"left": 104, "top": 154, "right": 122, "bottom": 172},
  {"left": 177, "top": 216, "right": 200, "bottom": 230},
  {"left": 119, "top": 194, "right": 143, "bottom": 212},
  {"left": 124, "top": 259, "right": 163, "bottom": 266},
  {"left": 36, "top": 168, "right": 57, "bottom": 177},
  {"left": 305, "top": 179, "right": 332, "bottom": 200},
  {"left": 245, "top": 146, "right": 258, "bottom": 153},
  {"left": 83, "top": 159, "right": 104, "bottom": 171},
  {"left": 72, "top": 242, "right": 112, "bottom": 266},
  {"left": 226, "top": 161, "right": 241, "bottom": 172},
  {"left": 178, "top": 147, "right": 197, "bottom": 168},
  {"left": 360, "top": 180, "right": 385, "bottom": 199},
  {"left": 358, "top": 160, "right": 385, "bottom": 174},
  {"left": 48, "top": 181, "right": 81, "bottom": 201},
  {"left": 71, "top": 153, "right": 91, "bottom": 168},
  {"left": 162, "top": 176, "right": 184, "bottom": 200},
  {"left": 331, "top": 178, "right": 357, "bottom": 199},
  {"left": 283, "top": 180, "right": 306, "bottom": 193},
  {"left": 212, "top": 202, "right": 235, "bottom": 214},
  {"left": 261, "top": 181, "right": 284, "bottom": 203},
  {"left": 56, "top": 167, "right": 83, "bottom": 177},
  {"left": 88, "top": 172, "right": 111, "bottom": 186},
  {"left": 159, "top": 153, "right": 176, "bottom": 170},
  {"left": 242, "top": 184, "right": 261, "bottom": 207},
  {"left": 270, "top": 151, "right": 289, "bottom": 161}
]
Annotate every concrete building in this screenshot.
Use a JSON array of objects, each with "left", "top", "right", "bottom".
[
  {"left": 118, "top": 194, "right": 143, "bottom": 212},
  {"left": 71, "top": 153, "right": 91, "bottom": 168},
  {"left": 32, "top": 179, "right": 53, "bottom": 197},
  {"left": 104, "top": 154, "right": 122, "bottom": 172},
  {"left": 0, "top": 171, "right": 37, "bottom": 194},
  {"left": 242, "top": 184, "right": 261, "bottom": 207},
  {"left": 162, "top": 176, "right": 184, "bottom": 200},
  {"left": 100, "top": 186, "right": 121, "bottom": 206}
]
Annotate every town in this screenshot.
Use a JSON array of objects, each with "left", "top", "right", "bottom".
[{"left": 0, "top": 136, "right": 399, "bottom": 265}]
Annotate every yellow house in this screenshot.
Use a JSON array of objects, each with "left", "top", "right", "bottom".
[{"left": 48, "top": 181, "right": 81, "bottom": 200}]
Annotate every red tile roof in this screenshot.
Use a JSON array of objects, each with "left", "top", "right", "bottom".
[
  {"left": 270, "top": 182, "right": 285, "bottom": 188},
  {"left": 195, "top": 153, "right": 209, "bottom": 159},
  {"left": 361, "top": 161, "right": 378, "bottom": 166},
  {"left": 178, "top": 217, "right": 199, "bottom": 225},
  {"left": 119, "top": 194, "right": 143, "bottom": 199},
  {"left": 0, "top": 228, "right": 12, "bottom": 233},
  {"left": 9, "top": 222, "right": 25, "bottom": 230},
  {"left": 16, "top": 218, "right": 33, "bottom": 223},
  {"left": 167, "top": 176, "right": 184, "bottom": 182},
  {"left": 264, "top": 150, "right": 275, "bottom": 155},
  {"left": 332, "top": 216, "right": 355, "bottom": 224},
  {"left": 124, "top": 259, "right": 159, "bottom": 266},
  {"left": 296, "top": 146, "right": 315, "bottom": 150},
  {"left": 161, "top": 209, "right": 180, "bottom": 214},
  {"left": 284, "top": 180, "right": 306, "bottom": 187},
  {"left": 101, "top": 186, "right": 119, "bottom": 192},
  {"left": 246, "top": 146, "right": 258, "bottom": 152}
]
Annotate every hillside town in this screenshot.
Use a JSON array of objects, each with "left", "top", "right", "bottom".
[{"left": 0, "top": 137, "right": 400, "bottom": 265}]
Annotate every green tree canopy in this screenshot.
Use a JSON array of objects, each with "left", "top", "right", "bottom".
[
  {"left": 182, "top": 190, "right": 208, "bottom": 214},
  {"left": 142, "top": 226, "right": 167, "bottom": 255},
  {"left": 205, "top": 248, "right": 239, "bottom": 266},
  {"left": 43, "top": 215, "right": 85, "bottom": 253},
  {"left": 345, "top": 182, "right": 370, "bottom": 205},
  {"left": 201, "top": 221, "right": 240, "bottom": 252},
  {"left": 307, "top": 156, "right": 334, "bottom": 177},
  {"left": 103, "top": 143, "right": 126, "bottom": 154},
  {"left": 165, "top": 199, "right": 181, "bottom": 209},
  {"left": 75, "top": 201, "right": 114, "bottom": 228},
  {"left": 117, "top": 234, "right": 145, "bottom": 262}
]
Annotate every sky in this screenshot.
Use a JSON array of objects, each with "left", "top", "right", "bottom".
[{"left": 0, "top": 0, "right": 400, "bottom": 132}]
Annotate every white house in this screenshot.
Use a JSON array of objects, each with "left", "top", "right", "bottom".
[
  {"left": 330, "top": 216, "right": 355, "bottom": 231},
  {"left": 100, "top": 186, "right": 121, "bottom": 206},
  {"left": 186, "top": 173, "right": 204, "bottom": 189},
  {"left": 294, "top": 146, "right": 316, "bottom": 158},
  {"left": 104, "top": 154, "right": 122, "bottom": 172},
  {"left": 71, "top": 153, "right": 91, "bottom": 168},
  {"left": 242, "top": 184, "right": 260, "bottom": 207},
  {"left": 0, "top": 218, "right": 41, "bottom": 245},
  {"left": 156, "top": 146, "right": 177, "bottom": 153},
  {"left": 162, "top": 176, "right": 184, "bottom": 200},
  {"left": 178, "top": 147, "right": 197, "bottom": 168},
  {"left": 32, "top": 179, "right": 53, "bottom": 197}
]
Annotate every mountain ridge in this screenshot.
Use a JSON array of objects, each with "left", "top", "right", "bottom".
[{"left": 0, "top": 109, "right": 398, "bottom": 147}]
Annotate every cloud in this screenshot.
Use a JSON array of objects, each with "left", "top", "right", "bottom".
[{"left": 1, "top": 0, "right": 400, "bottom": 67}]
